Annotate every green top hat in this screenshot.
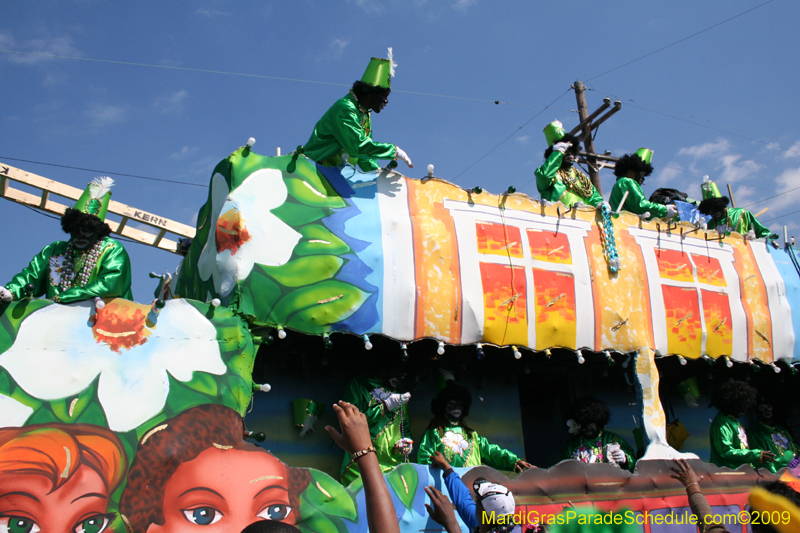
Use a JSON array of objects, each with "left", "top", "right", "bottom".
[
  {"left": 635, "top": 147, "right": 653, "bottom": 165},
  {"left": 361, "top": 47, "right": 396, "bottom": 89},
  {"left": 543, "top": 120, "right": 566, "bottom": 147},
  {"left": 73, "top": 176, "right": 114, "bottom": 221}
]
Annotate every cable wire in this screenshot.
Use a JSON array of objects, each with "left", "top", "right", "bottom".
[
  {"left": 586, "top": 0, "right": 776, "bottom": 81},
  {"left": 0, "top": 156, "right": 206, "bottom": 188},
  {"left": 453, "top": 88, "right": 573, "bottom": 180}
]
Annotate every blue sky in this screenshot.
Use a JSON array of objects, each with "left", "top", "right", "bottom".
[{"left": 1, "top": 0, "right": 799, "bottom": 299}]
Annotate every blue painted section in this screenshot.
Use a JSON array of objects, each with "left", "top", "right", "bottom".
[{"left": 768, "top": 246, "right": 800, "bottom": 361}]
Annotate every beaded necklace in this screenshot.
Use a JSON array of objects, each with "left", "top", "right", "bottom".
[
  {"left": 58, "top": 239, "right": 106, "bottom": 291},
  {"left": 557, "top": 167, "right": 595, "bottom": 198}
]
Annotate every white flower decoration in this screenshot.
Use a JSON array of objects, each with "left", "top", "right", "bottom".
[
  {"left": 198, "top": 169, "right": 301, "bottom": 300},
  {"left": 737, "top": 425, "right": 749, "bottom": 448},
  {"left": 442, "top": 430, "right": 471, "bottom": 457},
  {"left": 0, "top": 299, "right": 226, "bottom": 432},
  {"left": 0, "top": 394, "right": 34, "bottom": 427}
]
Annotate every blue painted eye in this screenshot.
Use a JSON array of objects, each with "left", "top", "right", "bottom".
[
  {"left": 181, "top": 507, "right": 223, "bottom": 526},
  {"left": 73, "top": 514, "right": 112, "bottom": 533},
  {"left": 257, "top": 504, "right": 292, "bottom": 521},
  {"left": 0, "top": 516, "right": 41, "bottom": 533}
]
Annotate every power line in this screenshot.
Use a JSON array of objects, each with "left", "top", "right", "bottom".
[
  {"left": 586, "top": 0, "right": 776, "bottom": 82},
  {"left": 453, "top": 88, "right": 573, "bottom": 180},
  {"left": 763, "top": 209, "right": 800, "bottom": 224},
  {"left": 0, "top": 48, "right": 559, "bottom": 109},
  {"left": 0, "top": 156, "right": 206, "bottom": 188}
]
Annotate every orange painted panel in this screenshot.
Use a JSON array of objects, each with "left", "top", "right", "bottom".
[
  {"left": 533, "top": 268, "right": 576, "bottom": 349},
  {"left": 655, "top": 249, "right": 694, "bottom": 282},
  {"left": 476, "top": 222, "right": 523, "bottom": 258},
  {"left": 527, "top": 229, "right": 572, "bottom": 264},
  {"left": 702, "top": 289, "right": 733, "bottom": 356},
  {"left": 479, "top": 262, "right": 528, "bottom": 346},
  {"left": 693, "top": 254, "right": 726, "bottom": 287},
  {"left": 663, "top": 285, "right": 702, "bottom": 358}
]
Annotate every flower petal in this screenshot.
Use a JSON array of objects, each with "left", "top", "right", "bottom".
[
  {"left": 0, "top": 394, "right": 34, "bottom": 427},
  {"left": 198, "top": 173, "right": 231, "bottom": 293}
]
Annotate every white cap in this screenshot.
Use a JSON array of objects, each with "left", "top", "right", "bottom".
[{"left": 474, "top": 479, "right": 515, "bottom": 518}]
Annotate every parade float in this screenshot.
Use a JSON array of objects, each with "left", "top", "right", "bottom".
[{"left": 2, "top": 80, "right": 800, "bottom": 531}]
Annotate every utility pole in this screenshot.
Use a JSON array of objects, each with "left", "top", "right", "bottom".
[{"left": 573, "top": 80, "right": 601, "bottom": 194}]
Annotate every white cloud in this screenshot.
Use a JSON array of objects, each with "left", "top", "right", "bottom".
[
  {"left": 677, "top": 139, "right": 730, "bottom": 159},
  {"left": 155, "top": 90, "right": 188, "bottom": 114},
  {"left": 453, "top": 0, "right": 477, "bottom": 10},
  {"left": 84, "top": 104, "right": 127, "bottom": 126},
  {"left": 716, "top": 154, "right": 761, "bottom": 183},
  {"left": 349, "top": 0, "right": 383, "bottom": 14},
  {"left": 327, "top": 39, "right": 348, "bottom": 60},
  {"left": 171, "top": 146, "right": 199, "bottom": 160},
  {"left": 782, "top": 140, "right": 800, "bottom": 160},
  {"left": 515, "top": 135, "right": 529, "bottom": 145},
  {"left": 0, "top": 32, "right": 81, "bottom": 65},
  {"left": 195, "top": 8, "right": 232, "bottom": 17}
]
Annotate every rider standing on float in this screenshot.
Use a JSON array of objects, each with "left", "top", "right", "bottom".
[
  {"left": 302, "top": 48, "right": 413, "bottom": 172},
  {"left": 610, "top": 148, "right": 677, "bottom": 220},
  {"left": 535, "top": 121, "right": 602, "bottom": 208},
  {"left": 1, "top": 177, "right": 132, "bottom": 305}
]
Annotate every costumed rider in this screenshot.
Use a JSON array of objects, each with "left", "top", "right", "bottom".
[
  {"left": 418, "top": 379, "right": 532, "bottom": 472},
  {"left": 302, "top": 48, "right": 413, "bottom": 173},
  {"left": 698, "top": 196, "right": 777, "bottom": 241},
  {"left": 535, "top": 121, "right": 603, "bottom": 208},
  {"left": 0, "top": 177, "right": 132, "bottom": 306},
  {"left": 709, "top": 379, "right": 775, "bottom": 470},
  {"left": 339, "top": 355, "right": 414, "bottom": 485},
  {"left": 563, "top": 396, "right": 635, "bottom": 471},
  {"left": 747, "top": 396, "right": 797, "bottom": 474},
  {"left": 609, "top": 148, "right": 677, "bottom": 220}
]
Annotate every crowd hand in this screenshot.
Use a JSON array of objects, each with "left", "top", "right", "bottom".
[
  {"left": 669, "top": 458, "right": 703, "bottom": 488},
  {"left": 666, "top": 204, "right": 678, "bottom": 219},
  {"left": 424, "top": 486, "right": 460, "bottom": 533},
  {"left": 430, "top": 451, "right": 451, "bottom": 471},
  {"left": 0, "top": 286, "right": 12, "bottom": 303},
  {"left": 384, "top": 392, "right": 411, "bottom": 412},
  {"left": 761, "top": 450, "right": 777, "bottom": 464},
  {"left": 394, "top": 437, "right": 414, "bottom": 456},
  {"left": 395, "top": 146, "right": 414, "bottom": 168},
  {"left": 325, "top": 401, "right": 373, "bottom": 455},
  {"left": 553, "top": 142, "right": 573, "bottom": 154},
  {"left": 515, "top": 460, "right": 535, "bottom": 472}
]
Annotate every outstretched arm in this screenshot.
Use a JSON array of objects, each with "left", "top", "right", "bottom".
[{"left": 326, "top": 401, "right": 400, "bottom": 533}]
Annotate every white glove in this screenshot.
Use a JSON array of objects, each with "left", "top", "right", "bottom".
[
  {"left": 610, "top": 448, "right": 627, "bottom": 464},
  {"left": 717, "top": 223, "right": 729, "bottom": 235},
  {"left": 666, "top": 205, "right": 678, "bottom": 219},
  {"left": 553, "top": 141, "right": 573, "bottom": 154},
  {"left": 372, "top": 388, "right": 411, "bottom": 412},
  {"left": 394, "top": 146, "right": 414, "bottom": 168},
  {"left": 0, "top": 286, "right": 12, "bottom": 303}
]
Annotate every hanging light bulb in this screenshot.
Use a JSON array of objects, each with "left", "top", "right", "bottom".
[
  {"left": 771, "top": 364, "right": 781, "bottom": 374},
  {"left": 401, "top": 343, "right": 409, "bottom": 361},
  {"left": 476, "top": 343, "right": 485, "bottom": 360},
  {"left": 471, "top": 186, "right": 482, "bottom": 195},
  {"left": 701, "top": 354, "right": 714, "bottom": 365},
  {"left": 277, "top": 326, "right": 287, "bottom": 339},
  {"left": 437, "top": 341, "right": 445, "bottom": 356},
  {"left": 246, "top": 137, "right": 256, "bottom": 148},
  {"left": 363, "top": 334, "right": 373, "bottom": 350},
  {"left": 678, "top": 356, "right": 687, "bottom": 366},
  {"left": 323, "top": 333, "right": 333, "bottom": 349},
  {"left": 725, "top": 356, "right": 733, "bottom": 368},
  {"left": 622, "top": 354, "right": 631, "bottom": 369},
  {"left": 252, "top": 382, "right": 271, "bottom": 393},
  {"left": 605, "top": 351, "right": 615, "bottom": 367},
  {"left": 544, "top": 348, "right": 552, "bottom": 358},
  {"left": 749, "top": 360, "right": 761, "bottom": 372},
  {"left": 576, "top": 350, "right": 585, "bottom": 364},
  {"left": 427, "top": 164, "right": 434, "bottom": 178},
  {"left": 211, "top": 298, "right": 221, "bottom": 307},
  {"left": 513, "top": 346, "right": 522, "bottom": 360}
]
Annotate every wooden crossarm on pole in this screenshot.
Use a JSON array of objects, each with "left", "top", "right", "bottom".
[{"left": 0, "top": 161, "right": 195, "bottom": 254}]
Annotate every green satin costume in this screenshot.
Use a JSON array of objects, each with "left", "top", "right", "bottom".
[
  {"left": 535, "top": 151, "right": 602, "bottom": 208},
  {"left": 417, "top": 425, "right": 520, "bottom": 470},
  {"left": 340, "top": 376, "right": 411, "bottom": 485},
  {"left": 709, "top": 207, "right": 775, "bottom": 239},
  {"left": 709, "top": 412, "right": 762, "bottom": 469},
  {"left": 747, "top": 420, "right": 796, "bottom": 473},
  {"left": 564, "top": 430, "right": 636, "bottom": 472},
  {"left": 304, "top": 92, "right": 397, "bottom": 172},
  {"left": 4, "top": 238, "right": 133, "bottom": 303},
  {"left": 609, "top": 177, "right": 668, "bottom": 219}
]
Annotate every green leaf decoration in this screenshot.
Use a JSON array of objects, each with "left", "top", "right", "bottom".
[
  {"left": 239, "top": 266, "right": 282, "bottom": 323},
  {"left": 346, "top": 475, "right": 364, "bottom": 497},
  {"left": 271, "top": 201, "right": 331, "bottom": 227},
  {"left": 305, "top": 469, "right": 358, "bottom": 521},
  {"left": 182, "top": 371, "right": 219, "bottom": 397},
  {"left": 269, "top": 280, "right": 369, "bottom": 333},
  {"left": 72, "top": 400, "right": 109, "bottom": 427},
  {"left": 164, "top": 373, "right": 216, "bottom": 415},
  {"left": 294, "top": 224, "right": 351, "bottom": 256},
  {"left": 49, "top": 378, "right": 98, "bottom": 423},
  {"left": 135, "top": 412, "right": 169, "bottom": 441},
  {"left": 261, "top": 256, "right": 344, "bottom": 288},
  {"left": 387, "top": 463, "right": 418, "bottom": 512},
  {"left": 0, "top": 299, "right": 53, "bottom": 355},
  {"left": 230, "top": 149, "right": 273, "bottom": 191},
  {"left": 285, "top": 177, "right": 347, "bottom": 209},
  {"left": 297, "top": 494, "right": 346, "bottom": 533}
]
